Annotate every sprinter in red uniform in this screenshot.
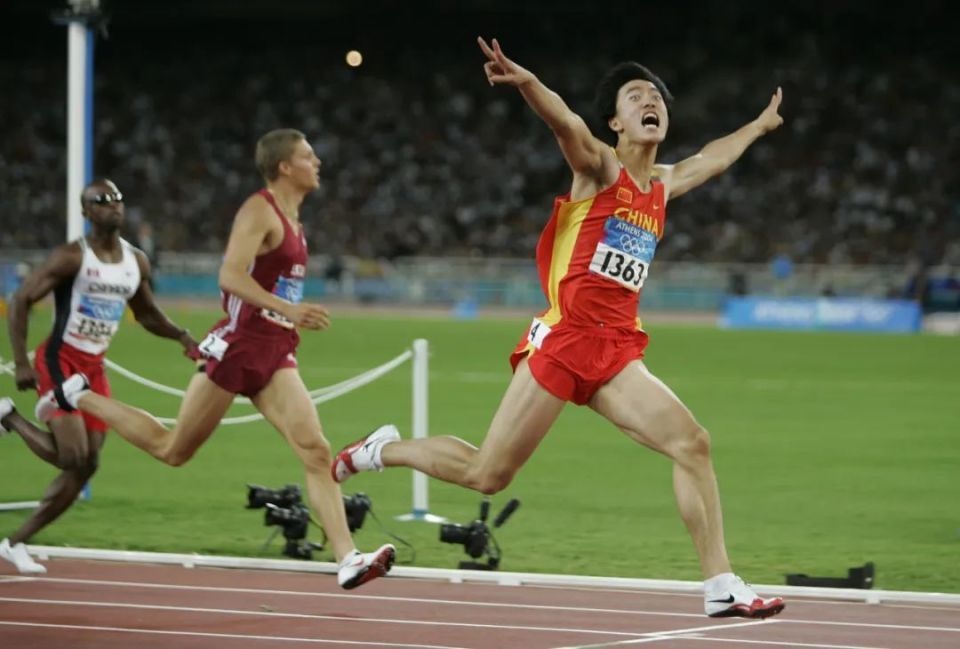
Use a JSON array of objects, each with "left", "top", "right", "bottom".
[
  {"left": 40, "top": 130, "right": 395, "bottom": 589},
  {"left": 333, "top": 39, "right": 786, "bottom": 617}
]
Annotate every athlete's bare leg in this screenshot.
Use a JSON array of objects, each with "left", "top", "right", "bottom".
[
  {"left": 589, "top": 359, "right": 731, "bottom": 579},
  {"left": 3, "top": 411, "right": 87, "bottom": 468},
  {"left": 76, "top": 372, "right": 235, "bottom": 466},
  {"left": 381, "top": 358, "right": 565, "bottom": 494},
  {"left": 8, "top": 429, "right": 105, "bottom": 544},
  {"left": 252, "top": 368, "right": 355, "bottom": 562}
]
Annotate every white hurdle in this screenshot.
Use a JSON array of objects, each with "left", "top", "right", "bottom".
[{"left": 0, "top": 338, "right": 444, "bottom": 522}]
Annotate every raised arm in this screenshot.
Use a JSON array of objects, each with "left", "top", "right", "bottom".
[
  {"left": 218, "top": 196, "right": 329, "bottom": 330},
  {"left": 126, "top": 250, "right": 199, "bottom": 357},
  {"left": 663, "top": 87, "right": 784, "bottom": 200},
  {"left": 479, "top": 37, "right": 616, "bottom": 183},
  {"left": 7, "top": 244, "right": 82, "bottom": 390}
]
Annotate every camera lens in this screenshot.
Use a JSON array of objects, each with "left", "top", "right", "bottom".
[
  {"left": 439, "top": 523, "right": 469, "bottom": 544},
  {"left": 247, "top": 484, "right": 302, "bottom": 509}
]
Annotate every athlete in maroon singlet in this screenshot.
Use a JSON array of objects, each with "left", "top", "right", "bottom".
[
  {"left": 332, "top": 39, "right": 787, "bottom": 617},
  {"left": 41, "top": 130, "right": 395, "bottom": 589},
  {"left": 202, "top": 188, "right": 307, "bottom": 397}
]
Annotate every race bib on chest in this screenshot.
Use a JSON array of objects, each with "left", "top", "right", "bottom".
[
  {"left": 77, "top": 294, "right": 126, "bottom": 322},
  {"left": 68, "top": 295, "right": 125, "bottom": 342},
  {"left": 260, "top": 276, "right": 304, "bottom": 329},
  {"left": 588, "top": 217, "right": 658, "bottom": 291},
  {"left": 273, "top": 276, "right": 304, "bottom": 303}
]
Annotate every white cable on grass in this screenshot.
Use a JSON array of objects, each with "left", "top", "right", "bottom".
[
  {"left": 154, "top": 349, "right": 414, "bottom": 425},
  {"left": 2, "top": 349, "right": 413, "bottom": 427},
  {"left": 103, "top": 358, "right": 208, "bottom": 399},
  {"left": 3, "top": 341, "right": 437, "bottom": 518},
  {"left": 106, "top": 350, "right": 412, "bottom": 402}
]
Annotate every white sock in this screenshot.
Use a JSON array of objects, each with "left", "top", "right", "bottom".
[
  {"left": 0, "top": 397, "right": 15, "bottom": 419},
  {"left": 68, "top": 389, "right": 91, "bottom": 410},
  {"left": 371, "top": 441, "right": 387, "bottom": 471},
  {"left": 704, "top": 572, "right": 736, "bottom": 592}
]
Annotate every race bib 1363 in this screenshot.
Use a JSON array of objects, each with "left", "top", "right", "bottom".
[{"left": 588, "top": 217, "right": 657, "bottom": 291}]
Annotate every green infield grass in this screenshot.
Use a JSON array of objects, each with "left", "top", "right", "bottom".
[{"left": 1, "top": 307, "right": 957, "bottom": 593}]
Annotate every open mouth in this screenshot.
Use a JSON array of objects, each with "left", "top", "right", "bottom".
[{"left": 641, "top": 112, "right": 660, "bottom": 128}]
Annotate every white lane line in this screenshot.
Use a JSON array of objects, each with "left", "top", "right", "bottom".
[
  {"left": 787, "top": 618, "right": 960, "bottom": 633},
  {"left": 0, "top": 596, "right": 650, "bottom": 639},
  {"left": 877, "top": 603, "right": 960, "bottom": 612},
  {"left": 531, "top": 583, "right": 960, "bottom": 612},
  {"left": 16, "top": 576, "right": 708, "bottom": 619},
  {"left": 553, "top": 638, "right": 676, "bottom": 648},
  {"left": 0, "top": 577, "right": 37, "bottom": 585},
  {"left": 0, "top": 621, "right": 466, "bottom": 648},
  {"left": 552, "top": 621, "right": 770, "bottom": 648},
  {"left": 17, "top": 576, "right": 960, "bottom": 632},
  {"left": 683, "top": 637, "right": 890, "bottom": 649}
]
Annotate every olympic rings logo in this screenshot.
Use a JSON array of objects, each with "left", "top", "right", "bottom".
[{"left": 618, "top": 234, "right": 649, "bottom": 257}]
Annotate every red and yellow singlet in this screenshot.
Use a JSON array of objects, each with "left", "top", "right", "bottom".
[{"left": 512, "top": 167, "right": 667, "bottom": 368}]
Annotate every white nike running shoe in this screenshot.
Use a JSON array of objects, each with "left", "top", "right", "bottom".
[
  {"left": 34, "top": 373, "right": 90, "bottom": 423},
  {"left": 0, "top": 538, "right": 47, "bottom": 574},
  {"left": 331, "top": 424, "right": 401, "bottom": 483},
  {"left": 336, "top": 543, "right": 396, "bottom": 589},
  {"left": 704, "top": 573, "right": 785, "bottom": 619},
  {"left": 0, "top": 397, "right": 15, "bottom": 434}
]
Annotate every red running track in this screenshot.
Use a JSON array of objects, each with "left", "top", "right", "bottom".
[{"left": 1, "top": 559, "right": 958, "bottom": 648}]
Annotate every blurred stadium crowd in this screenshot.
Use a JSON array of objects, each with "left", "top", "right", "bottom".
[{"left": 1, "top": 1, "right": 956, "bottom": 269}]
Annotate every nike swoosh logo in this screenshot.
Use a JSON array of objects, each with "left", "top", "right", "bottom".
[{"left": 708, "top": 595, "right": 736, "bottom": 604}]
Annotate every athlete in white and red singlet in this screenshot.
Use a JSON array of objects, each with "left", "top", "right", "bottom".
[
  {"left": 37, "top": 130, "right": 395, "bottom": 590},
  {"left": 1, "top": 179, "right": 199, "bottom": 574}
]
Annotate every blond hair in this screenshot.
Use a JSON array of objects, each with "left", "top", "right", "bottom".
[{"left": 255, "top": 128, "right": 306, "bottom": 182}]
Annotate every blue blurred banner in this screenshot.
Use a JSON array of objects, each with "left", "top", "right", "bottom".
[
  {"left": 1, "top": 263, "right": 20, "bottom": 298},
  {"left": 721, "top": 297, "right": 922, "bottom": 333}
]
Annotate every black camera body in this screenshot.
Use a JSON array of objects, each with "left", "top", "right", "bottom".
[
  {"left": 247, "top": 483, "right": 313, "bottom": 559},
  {"left": 439, "top": 520, "right": 489, "bottom": 559},
  {"left": 245, "top": 483, "right": 374, "bottom": 560},
  {"left": 343, "top": 492, "right": 372, "bottom": 532},
  {"left": 264, "top": 502, "right": 310, "bottom": 541},
  {"left": 439, "top": 498, "right": 520, "bottom": 570},
  {"left": 247, "top": 484, "right": 302, "bottom": 509}
]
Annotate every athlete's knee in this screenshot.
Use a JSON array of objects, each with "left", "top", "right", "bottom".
[
  {"left": 672, "top": 424, "right": 712, "bottom": 462},
  {"left": 56, "top": 443, "right": 89, "bottom": 472},
  {"left": 160, "top": 444, "right": 196, "bottom": 467},
  {"left": 466, "top": 467, "right": 514, "bottom": 495},
  {"left": 291, "top": 430, "right": 332, "bottom": 470},
  {"left": 62, "top": 458, "right": 98, "bottom": 487},
  {"left": 78, "top": 449, "right": 100, "bottom": 477}
]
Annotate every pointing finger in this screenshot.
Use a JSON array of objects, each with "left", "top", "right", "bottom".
[
  {"left": 491, "top": 38, "right": 511, "bottom": 68},
  {"left": 477, "top": 36, "right": 496, "bottom": 60}
]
